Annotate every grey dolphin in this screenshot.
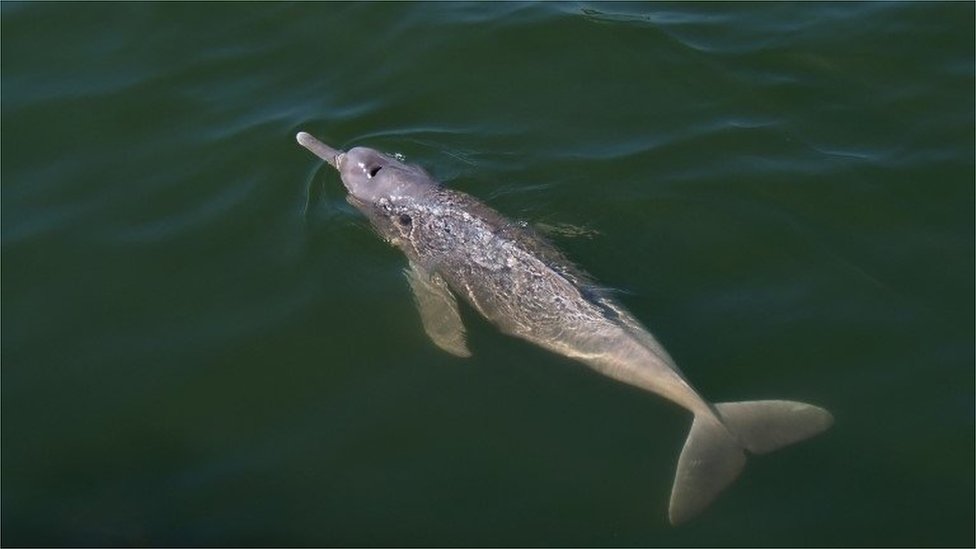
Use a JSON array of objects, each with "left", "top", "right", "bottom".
[{"left": 296, "top": 131, "right": 833, "bottom": 524}]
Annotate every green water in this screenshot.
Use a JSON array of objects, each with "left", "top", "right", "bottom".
[{"left": 2, "top": 2, "right": 973, "bottom": 546}]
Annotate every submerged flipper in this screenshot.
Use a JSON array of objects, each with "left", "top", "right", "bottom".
[
  {"left": 534, "top": 221, "right": 601, "bottom": 240},
  {"left": 405, "top": 262, "right": 472, "bottom": 358},
  {"left": 669, "top": 400, "right": 833, "bottom": 525}
]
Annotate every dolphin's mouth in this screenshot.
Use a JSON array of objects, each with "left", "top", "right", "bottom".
[{"left": 296, "top": 131, "right": 343, "bottom": 169}]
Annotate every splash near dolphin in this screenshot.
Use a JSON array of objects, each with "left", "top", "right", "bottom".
[{"left": 296, "top": 131, "right": 833, "bottom": 524}]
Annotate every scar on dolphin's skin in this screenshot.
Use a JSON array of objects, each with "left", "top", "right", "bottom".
[{"left": 297, "top": 131, "right": 833, "bottom": 525}]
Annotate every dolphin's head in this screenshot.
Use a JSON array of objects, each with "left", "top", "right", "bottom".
[
  {"left": 297, "top": 131, "right": 438, "bottom": 245},
  {"left": 336, "top": 146, "right": 434, "bottom": 204},
  {"left": 297, "top": 132, "right": 435, "bottom": 204}
]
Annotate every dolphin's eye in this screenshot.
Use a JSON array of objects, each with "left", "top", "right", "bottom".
[{"left": 368, "top": 165, "right": 382, "bottom": 178}]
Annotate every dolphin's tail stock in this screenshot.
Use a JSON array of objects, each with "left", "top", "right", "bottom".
[{"left": 667, "top": 400, "right": 833, "bottom": 524}]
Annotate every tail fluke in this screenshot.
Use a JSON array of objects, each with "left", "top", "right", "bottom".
[
  {"left": 668, "top": 400, "right": 833, "bottom": 525},
  {"left": 715, "top": 400, "right": 834, "bottom": 454},
  {"left": 669, "top": 414, "right": 747, "bottom": 525}
]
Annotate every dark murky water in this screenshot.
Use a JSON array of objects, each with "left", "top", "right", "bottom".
[{"left": 3, "top": 2, "right": 973, "bottom": 545}]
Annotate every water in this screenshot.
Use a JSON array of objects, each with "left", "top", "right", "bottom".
[{"left": 2, "top": 2, "right": 973, "bottom": 546}]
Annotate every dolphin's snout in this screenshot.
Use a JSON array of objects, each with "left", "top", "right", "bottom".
[{"left": 296, "top": 131, "right": 343, "bottom": 170}]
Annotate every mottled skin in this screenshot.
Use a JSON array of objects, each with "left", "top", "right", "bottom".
[
  {"left": 296, "top": 132, "right": 833, "bottom": 524},
  {"left": 369, "top": 184, "right": 710, "bottom": 416}
]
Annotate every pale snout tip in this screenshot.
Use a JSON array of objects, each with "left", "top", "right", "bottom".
[
  {"left": 295, "top": 130, "right": 342, "bottom": 169},
  {"left": 296, "top": 131, "right": 314, "bottom": 147}
]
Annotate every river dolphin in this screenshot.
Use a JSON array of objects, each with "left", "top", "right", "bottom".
[{"left": 296, "top": 131, "right": 833, "bottom": 524}]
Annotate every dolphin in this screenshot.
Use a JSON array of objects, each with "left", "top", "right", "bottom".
[{"left": 296, "top": 131, "right": 833, "bottom": 524}]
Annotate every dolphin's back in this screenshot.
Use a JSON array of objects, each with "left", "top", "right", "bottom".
[
  {"left": 411, "top": 191, "right": 627, "bottom": 342},
  {"left": 405, "top": 190, "right": 711, "bottom": 411}
]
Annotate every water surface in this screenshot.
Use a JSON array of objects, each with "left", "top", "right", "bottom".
[{"left": 2, "top": 2, "right": 973, "bottom": 546}]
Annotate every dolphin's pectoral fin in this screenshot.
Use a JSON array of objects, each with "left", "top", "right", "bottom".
[{"left": 404, "top": 262, "right": 472, "bottom": 358}]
